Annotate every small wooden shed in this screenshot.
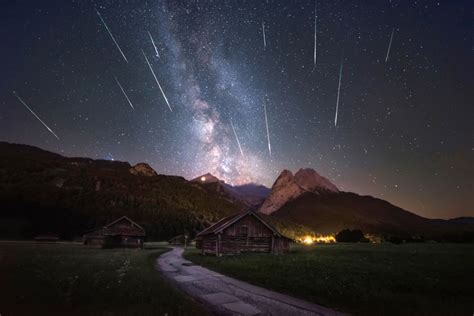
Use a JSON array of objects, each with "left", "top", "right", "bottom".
[
  {"left": 83, "top": 216, "right": 145, "bottom": 248},
  {"left": 195, "top": 210, "right": 291, "bottom": 256}
]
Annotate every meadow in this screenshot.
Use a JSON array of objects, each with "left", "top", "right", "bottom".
[
  {"left": 185, "top": 243, "right": 474, "bottom": 316},
  {"left": 0, "top": 242, "right": 205, "bottom": 316}
]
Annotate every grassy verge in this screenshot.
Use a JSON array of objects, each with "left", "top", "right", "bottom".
[
  {"left": 0, "top": 242, "right": 206, "bottom": 316},
  {"left": 185, "top": 243, "right": 474, "bottom": 315}
]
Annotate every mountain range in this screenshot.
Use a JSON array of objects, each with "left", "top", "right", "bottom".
[
  {"left": 259, "top": 168, "right": 473, "bottom": 239},
  {"left": 0, "top": 142, "right": 244, "bottom": 239},
  {"left": 191, "top": 173, "right": 270, "bottom": 208},
  {"left": 0, "top": 141, "right": 472, "bottom": 241}
]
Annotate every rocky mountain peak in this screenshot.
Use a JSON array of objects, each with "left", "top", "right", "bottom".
[
  {"left": 273, "top": 169, "right": 294, "bottom": 185},
  {"left": 259, "top": 170, "right": 305, "bottom": 215},
  {"left": 294, "top": 168, "right": 339, "bottom": 193},
  {"left": 191, "top": 173, "right": 220, "bottom": 183},
  {"left": 259, "top": 168, "right": 338, "bottom": 215},
  {"left": 129, "top": 163, "right": 157, "bottom": 177}
]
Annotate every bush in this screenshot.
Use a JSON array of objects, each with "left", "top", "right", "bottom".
[
  {"left": 388, "top": 236, "right": 404, "bottom": 244},
  {"left": 335, "top": 229, "right": 364, "bottom": 242}
]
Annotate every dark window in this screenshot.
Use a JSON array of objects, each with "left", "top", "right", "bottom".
[{"left": 240, "top": 226, "right": 248, "bottom": 236}]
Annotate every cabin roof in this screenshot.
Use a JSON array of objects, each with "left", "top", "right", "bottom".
[
  {"left": 104, "top": 216, "right": 145, "bottom": 237},
  {"left": 104, "top": 216, "right": 144, "bottom": 230},
  {"left": 84, "top": 216, "right": 146, "bottom": 237},
  {"left": 196, "top": 210, "right": 282, "bottom": 237}
]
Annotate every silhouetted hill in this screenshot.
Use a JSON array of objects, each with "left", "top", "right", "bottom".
[
  {"left": 1, "top": 142, "right": 471, "bottom": 242},
  {"left": 272, "top": 191, "right": 474, "bottom": 240},
  {"left": 0, "top": 142, "right": 245, "bottom": 240},
  {"left": 448, "top": 217, "right": 474, "bottom": 225}
]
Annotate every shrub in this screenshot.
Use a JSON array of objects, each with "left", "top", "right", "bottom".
[{"left": 335, "top": 229, "right": 364, "bottom": 242}]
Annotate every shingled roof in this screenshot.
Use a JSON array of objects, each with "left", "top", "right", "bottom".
[
  {"left": 103, "top": 216, "right": 146, "bottom": 237},
  {"left": 196, "top": 210, "right": 282, "bottom": 237}
]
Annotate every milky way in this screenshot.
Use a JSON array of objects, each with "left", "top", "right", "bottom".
[{"left": 0, "top": 1, "right": 472, "bottom": 219}]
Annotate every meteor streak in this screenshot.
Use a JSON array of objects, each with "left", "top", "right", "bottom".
[
  {"left": 230, "top": 120, "right": 245, "bottom": 159},
  {"left": 385, "top": 28, "right": 395, "bottom": 62},
  {"left": 95, "top": 9, "right": 128, "bottom": 63},
  {"left": 147, "top": 31, "right": 160, "bottom": 58},
  {"left": 142, "top": 51, "right": 172, "bottom": 112},
  {"left": 263, "top": 98, "right": 272, "bottom": 157},
  {"left": 114, "top": 77, "right": 135, "bottom": 110},
  {"left": 262, "top": 21, "right": 267, "bottom": 49},
  {"left": 13, "top": 91, "right": 60, "bottom": 140},
  {"left": 334, "top": 52, "right": 344, "bottom": 127},
  {"left": 313, "top": 1, "right": 317, "bottom": 67}
]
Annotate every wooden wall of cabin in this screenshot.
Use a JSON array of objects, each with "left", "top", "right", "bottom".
[
  {"left": 201, "top": 235, "right": 217, "bottom": 254},
  {"left": 219, "top": 235, "right": 271, "bottom": 254},
  {"left": 103, "top": 235, "right": 143, "bottom": 248},
  {"left": 195, "top": 237, "right": 203, "bottom": 249}
]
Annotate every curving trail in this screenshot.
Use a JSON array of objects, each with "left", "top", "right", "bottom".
[{"left": 157, "top": 247, "right": 347, "bottom": 316}]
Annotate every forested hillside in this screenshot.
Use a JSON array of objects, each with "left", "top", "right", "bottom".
[{"left": 0, "top": 142, "right": 244, "bottom": 240}]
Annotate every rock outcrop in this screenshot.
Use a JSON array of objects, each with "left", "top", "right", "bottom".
[
  {"left": 129, "top": 163, "right": 157, "bottom": 177},
  {"left": 259, "top": 168, "right": 338, "bottom": 214}
]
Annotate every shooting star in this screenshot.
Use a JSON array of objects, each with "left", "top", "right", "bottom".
[
  {"left": 230, "top": 120, "right": 245, "bottom": 159},
  {"left": 313, "top": 1, "right": 317, "bottom": 67},
  {"left": 114, "top": 77, "right": 135, "bottom": 110},
  {"left": 147, "top": 31, "right": 160, "bottom": 58},
  {"left": 142, "top": 50, "right": 172, "bottom": 112},
  {"left": 13, "top": 91, "right": 60, "bottom": 140},
  {"left": 334, "top": 52, "right": 344, "bottom": 127},
  {"left": 95, "top": 8, "right": 128, "bottom": 63},
  {"left": 263, "top": 98, "right": 272, "bottom": 157},
  {"left": 262, "top": 21, "right": 267, "bottom": 49},
  {"left": 385, "top": 28, "right": 395, "bottom": 63}
]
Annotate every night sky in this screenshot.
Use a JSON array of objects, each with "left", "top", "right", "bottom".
[{"left": 1, "top": 1, "right": 472, "bottom": 219}]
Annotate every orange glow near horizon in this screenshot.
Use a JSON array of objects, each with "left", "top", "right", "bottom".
[{"left": 300, "top": 234, "right": 336, "bottom": 244}]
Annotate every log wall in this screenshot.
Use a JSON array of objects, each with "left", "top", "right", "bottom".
[
  {"left": 200, "top": 213, "right": 291, "bottom": 255},
  {"left": 219, "top": 236, "right": 271, "bottom": 254}
]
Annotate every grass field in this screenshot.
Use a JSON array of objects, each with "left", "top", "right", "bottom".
[
  {"left": 185, "top": 243, "right": 474, "bottom": 316},
  {"left": 0, "top": 242, "right": 205, "bottom": 316}
]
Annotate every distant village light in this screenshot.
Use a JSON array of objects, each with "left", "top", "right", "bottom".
[
  {"left": 300, "top": 234, "right": 336, "bottom": 245},
  {"left": 303, "top": 236, "right": 314, "bottom": 245},
  {"left": 314, "top": 235, "right": 336, "bottom": 243}
]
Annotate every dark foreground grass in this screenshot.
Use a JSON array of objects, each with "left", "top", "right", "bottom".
[
  {"left": 185, "top": 243, "right": 474, "bottom": 316},
  {"left": 0, "top": 242, "right": 205, "bottom": 316}
]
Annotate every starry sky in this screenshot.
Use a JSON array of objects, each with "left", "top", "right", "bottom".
[{"left": 0, "top": 0, "right": 472, "bottom": 219}]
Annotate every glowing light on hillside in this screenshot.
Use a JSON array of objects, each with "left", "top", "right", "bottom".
[{"left": 201, "top": 176, "right": 206, "bottom": 182}]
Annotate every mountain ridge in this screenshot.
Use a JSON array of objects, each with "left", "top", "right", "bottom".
[
  {"left": 0, "top": 142, "right": 245, "bottom": 240},
  {"left": 0, "top": 142, "right": 471, "bottom": 241},
  {"left": 262, "top": 169, "right": 473, "bottom": 239},
  {"left": 191, "top": 173, "right": 270, "bottom": 208}
]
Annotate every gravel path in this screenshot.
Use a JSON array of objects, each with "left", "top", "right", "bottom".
[{"left": 157, "top": 247, "right": 347, "bottom": 316}]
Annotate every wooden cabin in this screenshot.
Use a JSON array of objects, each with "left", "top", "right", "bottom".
[
  {"left": 195, "top": 210, "right": 291, "bottom": 256},
  {"left": 83, "top": 216, "right": 145, "bottom": 248}
]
